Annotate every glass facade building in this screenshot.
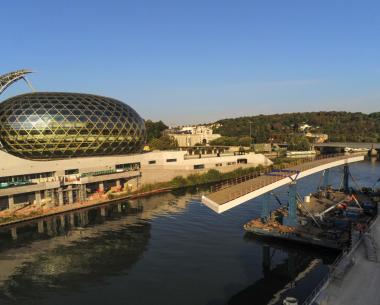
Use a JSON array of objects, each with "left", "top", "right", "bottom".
[{"left": 0, "top": 92, "right": 146, "bottom": 160}]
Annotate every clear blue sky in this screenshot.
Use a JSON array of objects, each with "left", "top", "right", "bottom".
[{"left": 1, "top": 0, "right": 380, "bottom": 125}]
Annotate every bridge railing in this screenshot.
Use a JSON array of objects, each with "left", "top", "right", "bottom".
[{"left": 210, "top": 153, "right": 357, "bottom": 194}]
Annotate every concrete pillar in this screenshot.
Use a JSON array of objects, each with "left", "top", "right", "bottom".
[
  {"left": 51, "top": 218, "right": 57, "bottom": 235},
  {"left": 78, "top": 184, "right": 87, "bottom": 202},
  {"left": 46, "top": 220, "right": 53, "bottom": 236},
  {"left": 100, "top": 207, "right": 106, "bottom": 217},
  {"left": 67, "top": 185, "right": 74, "bottom": 204},
  {"left": 84, "top": 211, "right": 89, "bottom": 225},
  {"left": 69, "top": 213, "right": 75, "bottom": 227},
  {"left": 117, "top": 203, "right": 122, "bottom": 213},
  {"left": 116, "top": 179, "right": 121, "bottom": 187},
  {"left": 58, "top": 188, "right": 64, "bottom": 206},
  {"left": 35, "top": 191, "right": 42, "bottom": 207},
  {"left": 79, "top": 212, "right": 88, "bottom": 226},
  {"left": 60, "top": 215, "right": 65, "bottom": 230},
  {"left": 11, "top": 227, "right": 17, "bottom": 240},
  {"left": 99, "top": 182, "right": 104, "bottom": 192},
  {"left": 8, "top": 195, "right": 16, "bottom": 210},
  {"left": 37, "top": 221, "right": 44, "bottom": 234}
]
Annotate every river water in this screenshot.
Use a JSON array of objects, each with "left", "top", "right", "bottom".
[{"left": 0, "top": 159, "right": 378, "bottom": 305}]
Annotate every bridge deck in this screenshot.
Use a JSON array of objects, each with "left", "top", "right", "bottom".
[{"left": 202, "top": 154, "right": 365, "bottom": 213}]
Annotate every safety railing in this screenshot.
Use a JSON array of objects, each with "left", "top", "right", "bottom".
[
  {"left": 301, "top": 214, "right": 378, "bottom": 305},
  {"left": 210, "top": 153, "right": 349, "bottom": 193}
]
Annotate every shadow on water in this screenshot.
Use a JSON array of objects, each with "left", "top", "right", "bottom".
[
  {"left": 0, "top": 160, "right": 377, "bottom": 305},
  {"left": 0, "top": 192, "right": 190, "bottom": 305},
  {"left": 226, "top": 235, "right": 338, "bottom": 305}
]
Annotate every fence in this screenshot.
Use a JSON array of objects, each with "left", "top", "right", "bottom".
[
  {"left": 210, "top": 153, "right": 348, "bottom": 193},
  {"left": 301, "top": 214, "right": 379, "bottom": 305}
]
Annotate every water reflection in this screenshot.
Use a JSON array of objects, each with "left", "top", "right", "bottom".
[
  {"left": 0, "top": 161, "right": 376, "bottom": 305},
  {"left": 227, "top": 236, "right": 336, "bottom": 305},
  {"left": 0, "top": 193, "right": 191, "bottom": 305}
]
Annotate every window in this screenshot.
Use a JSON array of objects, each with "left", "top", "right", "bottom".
[
  {"left": 116, "top": 162, "right": 141, "bottom": 171},
  {"left": 166, "top": 158, "right": 177, "bottom": 163},
  {"left": 65, "top": 169, "right": 79, "bottom": 175},
  {"left": 0, "top": 172, "right": 55, "bottom": 183},
  {"left": 215, "top": 163, "right": 222, "bottom": 167},
  {"left": 237, "top": 159, "right": 248, "bottom": 164},
  {"left": 194, "top": 164, "right": 205, "bottom": 169},
  {"left": 227, "top": 162, "right": 236, "bottom": 165},
  {"left": 148, "top": 160, "right": 156, "bottom": 164}
]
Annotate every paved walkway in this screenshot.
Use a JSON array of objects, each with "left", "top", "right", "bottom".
[
  {"left": 315, "top": 216, "right": 380, "bottom": 305},
  {"left": 207, "top": 155, "right": 358, "bottom": 206}
]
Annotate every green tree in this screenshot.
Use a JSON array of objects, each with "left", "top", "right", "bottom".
[
  {"left": 213, "top": 111, "right": 380, "bottom": 143},
  {"left": 149, "top": 135, "right": 178, "bottom": 150},
  {"left": 288, "top": 136, "right": 310, "bottom": 151},
  {"left": 209, "top": 136, "right": 240, "bottom": 146},
  {"left": 238, "top": 136, "right": 252, "bottom": 147},
  {"left": 145, "top": 120, "right": 168, "bottom": 142}
]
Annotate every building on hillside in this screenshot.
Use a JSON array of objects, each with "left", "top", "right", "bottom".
[
  {"left": 298, "top": 123, "right": 312, "bottom": 132},
  {"left": 305, "top": 132, "right": 328, "bottom": 143},
  {"left": 167, "top": 125, "right": 221, "bottom": 146}
]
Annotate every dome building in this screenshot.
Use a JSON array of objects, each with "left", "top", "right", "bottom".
[
  {"left": 0, "top": 92, "right": 146, "bottom": 160},
  {"left": 0, "top": 70, "right": 271, "bottom": 213}
]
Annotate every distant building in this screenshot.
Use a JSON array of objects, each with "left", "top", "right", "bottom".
[
  {"left": 299, "top": 123, "right": 312, "bottom": 132},
  {"left": 167, "top": 125, "right": 221, "bottom": 146},
  {"left": 305, "top": 132, "right": 328, "bottom": 143}
]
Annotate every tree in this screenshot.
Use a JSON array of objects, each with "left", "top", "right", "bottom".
[
  {"left": 238, "top": 136, "right": 252, "bottom": 147},
  {"left": 288, "top": 136, "right": 310, "bottom": 151},
  {"left": 149, "top": 135, "right": 178, "bottom": 150},
  {"left": 209, "top": 136, "right": 240, "bottom": 146},
  {"left": 213, "top": 111, "right": 380, "bottom": 144},
  {"left": 145, "top": 120, "right": 168, "bottom": 142}
]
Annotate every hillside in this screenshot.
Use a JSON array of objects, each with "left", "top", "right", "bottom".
[{"left": 213, "top": 112, "right": 380, "bottom": 143}]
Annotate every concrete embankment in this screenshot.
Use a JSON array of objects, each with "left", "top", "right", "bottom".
[
  {"left": 0, "top": 187, "right": 174, "bottom": 229},
  {"left": 308, "top": 213, "right": 380, "bottom": 305}
]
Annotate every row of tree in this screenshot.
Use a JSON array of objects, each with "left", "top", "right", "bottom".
[
  {"left": 214, "top": 111, "right": 380, "bottom": 143},
  {"left": 145, "top": 120, "right": 178, "bottom": 150},
  {"left": 144, "top": 111, "right": 380, "bottom": 151}
]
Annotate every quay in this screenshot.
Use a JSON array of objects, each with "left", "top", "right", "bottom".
[{"left": 306, "top": 213, "right": 380, "bottom": 305}]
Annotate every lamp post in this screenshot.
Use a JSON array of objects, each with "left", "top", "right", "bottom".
[{"left": 249, "top": 121, "right": 253, "bottom": 147}]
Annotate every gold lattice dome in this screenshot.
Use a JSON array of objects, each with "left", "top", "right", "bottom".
[{"left": 0, "top": 92, "right": 146, "bottom": 160}]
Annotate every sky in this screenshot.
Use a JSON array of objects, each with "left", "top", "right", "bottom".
[{"left": 1, "top": 0, "right": 380, "bottom": 125}]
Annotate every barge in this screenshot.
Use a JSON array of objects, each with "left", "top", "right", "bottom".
[{"left": 244, "top": 187, "right": 379, "bottom": 250}]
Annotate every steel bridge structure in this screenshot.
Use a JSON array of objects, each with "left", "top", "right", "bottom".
[
  {"left": 202, "top": 154, "right": 365, "bottom": 214},
  {"left": 0, "top": 69, "right": 34, "bottom": 96}
]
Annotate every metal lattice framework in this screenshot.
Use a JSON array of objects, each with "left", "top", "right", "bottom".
[
  {"left": 0, "top": 70, "right": 34, "bottom": 96},
  {"left": 0, "top": 92, "right": 146, "bottom": 160}
]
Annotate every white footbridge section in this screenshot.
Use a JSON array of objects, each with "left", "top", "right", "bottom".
[{"left": 202, "top": 154, "right": 365, "bottom": 213}]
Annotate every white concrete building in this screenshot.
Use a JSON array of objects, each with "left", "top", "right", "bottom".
[
  {"left": 0, "top": 149, "right": 272, "bottom": 211},
  {"left": 167, "top": 125, "right": 222, "bottom": 146}
]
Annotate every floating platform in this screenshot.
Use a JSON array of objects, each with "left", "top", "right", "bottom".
[{"left": 244, "top": 189, "right": 379, "bottom": 250}]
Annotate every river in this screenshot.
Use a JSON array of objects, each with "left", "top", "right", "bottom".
[{"left": 0, "top": 158, "right": 378, "bottom": 305}]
